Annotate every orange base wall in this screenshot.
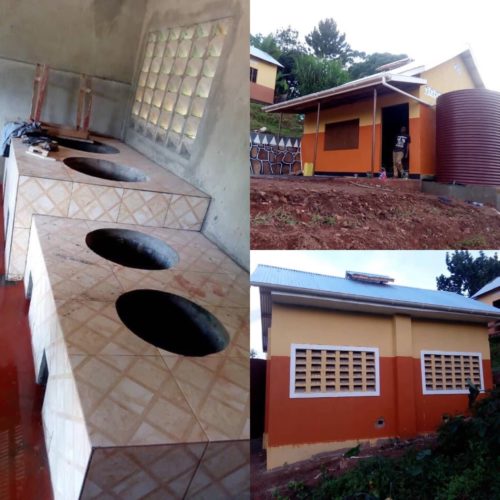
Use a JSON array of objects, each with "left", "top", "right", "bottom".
[
  {"left": 302, "top": 114, "right": 437, "bottom": 176},
  {"left": 266, "top": 356, "right": 492, "bottom": 448}
]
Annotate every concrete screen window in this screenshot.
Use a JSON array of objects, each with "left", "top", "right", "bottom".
[
  {"left": 130, "top": 19, "right": 231, "bottom": 159},
  {"left": 290, "top": 344, "right": 380, "bottom": 398}
]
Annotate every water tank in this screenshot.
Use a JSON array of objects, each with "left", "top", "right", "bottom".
[{"left": 436, "top": 89, "right": 500, "bottom": 185}]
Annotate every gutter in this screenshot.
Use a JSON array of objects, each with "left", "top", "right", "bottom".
[{"left": 381, "top": 77, "right": 432, "bottom": 107}]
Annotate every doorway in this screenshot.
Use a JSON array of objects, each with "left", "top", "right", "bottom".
[{"left": 381, "top": 103, "right": 409, "bottom": 176}]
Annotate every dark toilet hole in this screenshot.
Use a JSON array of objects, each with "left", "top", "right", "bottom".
[
  {"left": 86, "top": 228, "right": 178, "bottom": 270},
  {"left": 116, "top": 289, "right": 230, "bottom": 356},
  {"left": 63, "top": 157, "right": 148, "bottom": 182},
  {"left": 55, "top": 137, "right": 119, "bottom": 154}
]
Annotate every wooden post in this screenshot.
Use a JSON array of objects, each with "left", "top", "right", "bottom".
[
  {"left": 313, "top": 102, "right": 321, "bottom": 172},
  {"left": 371, "top": 88, "right": 377, "bottom": 175}
]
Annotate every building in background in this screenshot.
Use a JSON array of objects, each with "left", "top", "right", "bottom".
[
  {"left": 251, "top": 264, "right": 499, "bottom": 469},
  {"left": 263, "top": 49, "right": 483, "bottom": 178},
  {"left": 250, "top": 46, "right": 283, "bottom": 104}
]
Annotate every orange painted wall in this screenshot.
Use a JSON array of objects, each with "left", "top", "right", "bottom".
[
  {"left": 418, "top": 105, "right": 437, "bottom": 175},
  {"left": 266, "top": 356, "right": 397, "bottom": 447},
  {"left": 301, "top": 117, "right": 433, "bottom": 175},
  {"left": 414, "top": 358, "right": 493, "bottom": 433},
  {"left": 266, "top": 356, "right": 492, "bottom": 448}
]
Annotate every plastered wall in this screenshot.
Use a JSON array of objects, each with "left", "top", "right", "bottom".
[{"left": 125, "top": 0, "right": 249, "bottom": 268}]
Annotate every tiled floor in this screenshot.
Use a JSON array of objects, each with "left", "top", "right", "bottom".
[{"left": 0, "top": 187, "right": 53, "bottom": 499}]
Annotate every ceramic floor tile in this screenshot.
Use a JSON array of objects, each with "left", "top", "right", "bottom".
[
  {"left": 160, "top": 355, "right": 249, "bottom": 441},
  {"left": 117, "top": 189, "right": 172, "bottom": 227},
  {"left": 48, "top": 263, "right": 124, "bottom": 302},
  {"left": 68, "top": 184, "right": 123, "bottom": 222},
  {"left": 163, "top": 195, "right": 209, "bottom": 230},
  {"left": 185, "top": 441, "right": 250, "bottom": 499},
  {"left": 14, "top": 176, "right": 72, "bottom": 228},
  {"left": 55, "top": 300, "right": 158, "bottom": 356},
  {"left": 71, "top": 355, "right": 209, "bottom": 447},
  {"left": 80, "top": 443, "right": 207, "bottom": 500},
  {"left": 8, "top": 227, "right": 30, "bottom": 280}
]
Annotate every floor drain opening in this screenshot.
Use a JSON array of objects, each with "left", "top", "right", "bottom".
[
  {"left": 63, "top": 157, "right": 148, "bottom": 182},
  {"left": 54, "top": 137, "right": 119, "bottom": 154},
  {"left": 116, "top": 289, "right": 230, "bottom": 356},
  {"left": 86, "top": 228, "right": 178, "bottom": 270}
]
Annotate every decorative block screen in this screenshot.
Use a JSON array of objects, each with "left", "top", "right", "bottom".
[
  {"left": 290, "top": 344, "right": 380, "bottom": 398},
  {"left": 130, "top": 18, "right": 231, "bottom": 159},
  {"left": 421, "top": 351, "right": 484, "bottom": 395}
]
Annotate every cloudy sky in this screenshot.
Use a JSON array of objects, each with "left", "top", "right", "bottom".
[
  {"left": 250, "top": 250, "right": 498, "bottom": 355},
  {"left": 251, "top": 0, "right": 500, "bottom": 91}
]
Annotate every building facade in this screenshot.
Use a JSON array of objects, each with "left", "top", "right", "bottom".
[
  {"left": 264, "top": 50, "right": 483, "bottom": 177},
  {"left": 250, "top": 46, "right": 283, "bottom": 104},
  {"left": 251, "top": 265, "right": 499, "bottom": 469}
]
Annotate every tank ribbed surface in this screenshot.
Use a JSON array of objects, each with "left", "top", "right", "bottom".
[{"left": 436, "top": 89, "right": 500, "bottom": 185}]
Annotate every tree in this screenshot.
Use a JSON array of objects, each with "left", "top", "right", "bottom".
[
  {"left": 293, "top": 54, "right": 349, "bottom": 96},
  {"left": 436, "top": 251, "right": 500, "bottom": 297},
  {"left": 305, "top": 18, "right": 362, "bottom": 65},
  {"left": 349, "top": 52, "right": 409, "bottom": 80}
]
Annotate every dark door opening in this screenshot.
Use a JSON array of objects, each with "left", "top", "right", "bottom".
[{"left": 381, "top": 103, "right": 409, "bottom": 176}]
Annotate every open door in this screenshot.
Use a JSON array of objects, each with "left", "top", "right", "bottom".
[{"left": 381, "top": 103, "right": 409, "bottom": 176}]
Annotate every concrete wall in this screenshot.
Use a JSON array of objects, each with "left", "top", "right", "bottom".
[
  {"left": 0, "top": 0, "right": 145, "bottom": 83},
  {"left": 125, "top": 0, "right": 249, "bottom": 269}
]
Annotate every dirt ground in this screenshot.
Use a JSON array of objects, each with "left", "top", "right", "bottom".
[
  {"left": 251, "top": 177, "right": 500, "bottom": 249},
  {"left": 251, "top": 435, "right": 438, "bottom": 499}
]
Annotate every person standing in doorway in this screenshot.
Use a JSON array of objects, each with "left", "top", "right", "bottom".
[{"left": 392, "top": 126, "right": 410, "bottom": 178}]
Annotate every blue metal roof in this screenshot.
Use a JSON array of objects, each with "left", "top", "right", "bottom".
[
  {"left": 472, "top": 277, "right": 500, "bottom": 299},
  {"left": 251, "top": 265, "right": 500, "bottom": 316},
  {"left": 250, "top": 46, "right": 283, "bottom": 68}
]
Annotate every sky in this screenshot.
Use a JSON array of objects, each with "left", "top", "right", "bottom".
[
  {"left": 250, "top": 0, "right": 500, "bottom": 91},
  {"left": 249, "top": 250, "right": 498, "bottom": 355}
]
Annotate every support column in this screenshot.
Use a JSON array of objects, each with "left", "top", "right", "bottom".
[
  {"left": 371, "top": 88, "right": 377, "bottom": 175},
  {"left": 313, "top": 102, "right": 321, "bottom": 171},
  {"left": 393, "top": 315, "right": 417, "bottom": 437}
]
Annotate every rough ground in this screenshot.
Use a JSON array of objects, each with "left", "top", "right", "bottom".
[
  {"left": 251, "top": 436, "right": 438, "bottom": 499},
  {"left": 251, "top": 177, "right": 500, "bottom": 249}
]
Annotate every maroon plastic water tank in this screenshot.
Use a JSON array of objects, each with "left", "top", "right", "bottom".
[{"left": 436, "top": 89, "right": 500, "bottom": 185}]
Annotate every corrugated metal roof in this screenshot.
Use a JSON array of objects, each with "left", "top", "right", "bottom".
[
  {"left": 263, "top": 48, "right": 483, "bottom": 114},
  {"left": 472, "top": 277, "right": 500, "bottom": 299},
  {"left": 251, "top": 265, "right": 500, "bottom": 315},
  {"left": 250, "top": 46, "right": 283, "bottom": 68}
]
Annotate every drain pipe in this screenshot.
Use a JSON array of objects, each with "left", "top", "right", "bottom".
[{"left": 382, "top": 77, "right": 432, "bottom": 106}]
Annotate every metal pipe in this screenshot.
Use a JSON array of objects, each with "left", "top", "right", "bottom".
[
  {"left": 313, "top": 102, "right": 321, "bottom": 173},
  {"left": 371, "top": 88, "right": 377, "bottom": 175},
  {"left": 382, "top": 77, "right": 432, "bottom": 106}
]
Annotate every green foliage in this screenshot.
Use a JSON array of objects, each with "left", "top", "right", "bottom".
[
  {"left": 275, "top": 390, "right": 500, "bottom": 499},
  {"left": 349, "top": 52, "right": 409, "bottom": 80},
  {"left": 250, "top": 102, "right": 303, "bottom": 137},
  {"left": 436, "top": 250, "right": 500, "bottom": 296},
  {"left": 304, "top": 18, "right": 362, "bottom": 65},
  {"left": 293, "top": 54, "right": 349, "bottom": 97}
]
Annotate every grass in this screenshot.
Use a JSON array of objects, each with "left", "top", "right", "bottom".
[
  {"left": 452, "top": 235, "right": 488, "bottom": 249},
  {"left": 252, "top": 207, "right": 297, "bottom": 226},
  {"left": 310, "top": 214, "right": 337, "bottom": 226},
  {"left": 271, "top": 388, "right": 500, "bottom": 500},
  {"left": 251, "top": 102, "right": 303, "bottom": 138}
]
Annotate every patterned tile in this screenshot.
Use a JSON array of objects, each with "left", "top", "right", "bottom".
[
  {"left": 80, "top": 443, "right": 207, "bottom": 499},
  {"left": 7, "top": 227, "right": 30, "bottom": 280},
  {"left": 55, "top": 299, "right": 158, "bottom": 356},
  {"left": 164, "top": 195, "right": 209, "bottom": 230},
  {"left": 14, "top": 176, "right": 72, "bottom": 228},
  {"left": 68, "top": 184, "right": 123, "bottom": 222},
  {"left": 161, "top": 356, "right": 249, "bottom": 441},
  {"left": 71, "top": 355, "right": 208, "bottom": 446},
  {"left": 185, "top": 441, "right": 250, "bottom": 499},
  {"left": 117, "top": 190, "right": 172, "bottom": 227}
]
